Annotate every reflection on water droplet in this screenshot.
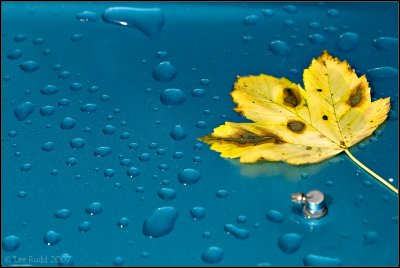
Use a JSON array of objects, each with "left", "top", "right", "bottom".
[
  {"left": 103, "top": 125, "right": 116, "bottom": 135},
  {"left": 190, "top": 207, "right": 206, "bottom": 220},
  {"left": 104, "top": 169, "right": 116, "bottom": 178},
  {"left": 139, "top": 153, "right": 150, "bottom": 162},
  {"left": 14, "top": 102, "right": 35, "bottom": 121},
  {"left": 20, "top": 163, "right": 32, "bottom": 171},
  {"left": 191, "top": 88, "right": 206, "bottom": 97},
  {"left": 14, "top": 34, "right": 26, "bottom": 42},
  {"left": 261, "top": 9, "right": 274, "bottom": 17},
  {"left": 80, "top": 103, "right": 97, "bottom": 113},
  {"left": 85, "top": 202, "right": 103, "bottom": 215},
  {"left": 70, "top": 82, "right": 82, "bottom": 91},
  {"left": 8, "top": 130, "right": 17, "bottom": 137},
  {"left": 216, "top": 189, "right": 229, "bottom": 199},
  {"left": 160, "top": 88, "right": 186, "bottom": 106},
  {"left": 40, "top": 106, "right": 56, "bottom": 116},
  {"left": 58, "top": 99, "right": 71, "bottom": 107},
  {"left": 65, "top": 157, "right": 77, "bottom": 166},
  {"left": 143, "top": 207, "right": 178, "bottom": 238},
  {"left": 173, "top": 151, "right": 184, "bottom": 159},
  {"left": 102, "top": 7, "right": 165, "bottom": 38},
  {"left": 201, "top": 246, "right": 223, "bottom": 264},
  {"left": 70, "top": 138, "right": 86, "bottom": 149},
  {"left": 71, "top": 34, "right": 82, "bottom": 41},
  {"left": 283, "top": 4, "right": 298, "bottom": 13},
  {"left": 18, "top": 191, "right": 28, "bottom": 198},
  {"left": 43, "top": 230, "right": 61, "bottom": 246},
  {"left": 277, "top": 233, "right": 302, "bottom": 254}
]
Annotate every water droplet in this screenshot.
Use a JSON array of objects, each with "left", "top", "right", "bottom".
[
  {"left": 158, "top": 163, "right": 169, "bottom": 171},
  {"left": 308, "top": 22, "right": 320, "bottom": 30},
  {"left": 8, "top": 130, "right": 17, "bottom": 137},
  {"left": 195, "top": 121, "right": 207, "bottom": 129},
  {"left": 80, "top": 103, "right": 97, "bottom": 113},
  {"left": 170, "top": 125, "right": 187, "bottom": 141},
  {"left": 117, "top": 217, "right": 129, "bottom": 228},
  {"left": 265, "top": 210, "right": 284, "bottom": 223},
  {"left": 193, "top": 156, "right": 202, "bottom": 163},
  {"left": 308, "top": 34, "right": 327, "bottom": 44},
  {"left": 202, "top": 231, "right": 211, "bottom": 239},
  {"left": 261, "top": 9, "right": 274, "bottom": 17},
  {"left": 18, "top": 191, "right": 28, "bottom": 198},
  {"left": 70, "top": 82, "right": 82, "bottom": 91},
  {"left": 193, "top": 142, "right": 203, "bottom": 150},
  {"left": 325, "top": 180, "right": 334, "bottom": 187},
  {"left": 200, "top": 78, "right": 210, "bottom": 86},
  {"left": 102, "top": 7, "right": 165, "bottom": 38},
  {"left": 242, "top": 35, "right": 253, "bottom": 43},
  {"left": 51, "top": 169, "right": 59, "bottom": 175},
  {"left": 127, "top": 167, "right": 141, "bottom": 177},
  {"left": 57, "top": 253, "right": 74, "bottom": 266},
  {"left": 156, "top": 51, "right": 168, "bottom": 58},
  {"left": 301, "top": 173, "right": 309, "bottom": 179},
  {"left": 55, "top": 209, "right": 71, "bottom": 219},
  {"left": 78, "top": 221, "right": 91, "bottom": 233},
  {"left": 277, "top": 233, "right": 302, "bottom": 253},
  {"left": 94, "top": 146, "right": 112, "bottom": 157},
  {"left": 324, "top": 26, "right": 337, "bottom": 33},
  {"left": 70, "top": 34, "right": 82, "bottom": 41},
  {"left": 113, "top": 256, "right": 124, "bottom": 266},
  {"left": 85, "top": 202, "right": 103, "bottom": 215},
  {"left": 58, "top": 71, "right": 70, "bottom": 79},
  {"left": 363, "top": 231, "right": 378, "bottom": 245},
  {"left": 76, "top": 11, "right": 98, "bottom": 22},
  {"left": 283, "top": 19, "right": 294, "bottom": 27},
  {"left": 303, "top": 255, "right": 343, "bottom": 266},
  {"left": 336, "top": 32, "right": 359, "bottom": 52},
  {"left": 43, "top": 230, "right": 61, "bottom": 246},
  {"left": 102, "top": 125, "right": 116, "bottom": 135},
  {"left": 243, "top": 14, "right": 259, "bottom": 25},
  {"left": 52, "top": 63, "right": 62, "bottom": 70},
  {"left": 372, "top": 37, "right": 398, "bottom": 52},
  {"left": 269, "top": 40, "right": 291, "bottom": 57},
  {"left": 40, "top": 106, "right": 56, "bottom": 116},
  {"left": 104, "top": 169, "right": 116, "bottom": 178},
  {"left": 14, "top": 102, "right": 35, "bottom": 121},
  {"left": 178, "top": 168, "right": 201, "bottom": 185},
  {"left": 156, "top": 148, "right": 166, "bottom": 155},
  {"left": 65, "top": 157, "right": 77, "bottom": 166},
  {"left": 143, "top": 207, "right": 178, "bottom": 238},
  {"left": 60, "top": 117, "right": 76, "bottom": 130},
  {"left": 120, "top": 132, "right": 130, "bottom": 140},
  {"left": 327, "top": 9, "right": 340, "bottom": 18},
  {"left": 20, "top": 163, "right": 32, "bottom": 171},
  {"left": 139, "top": 153, "right": 151, "bottom": 162},
  {"left": 141, "top": 251, "right": 150, "bottom": 258},
  {"left": 120, "top": 158, "right": 131, "bottom": 166},
  {"left": 224, "top": 224, "right": 250, "bottom": 240},
  {"left": 70, "top": 138, "right": 86, "bottom": 149},
  {"left": 160, "top": 88, "right": 186, "bottom": 106},
  {"left": 283, "top": 4, "right": 298, "bottom": 13},
  {"left": 191, "top": 88, "right": 206, "bottom": 97},
  {"left": 33, "top": 37, "right": 44, "bottom": 44},
  {"left": 7, "top": 49, "right": 23, "bottom": 59},
  {"left": 366, "top": 67, "right": 398, "bottom": 80},
  {"left": 89, "top": 85, "right": 99, "bottom": 93},
  {"left": 19, "top": 61, "right": 39, "bottom": 72},
  {"left": 358, "top": 143, "right": 366, "bottom": 150},
  {"left": 2, "top": 235, "right": 21, "bottom": 252},
  {"left": 236, "top": 215, "right": 248, "bottom": 224},
  {"left": 216, "top": 189, "right": 229, "bottom": 199},
  {"left": 201, "top": 246, "right": 223, "bottom": 264},
  {"left": 128, "top": 143, "right": 139, "bottom": 150},
  {"left": 392, "top": 216, "right": 398, "bottom": 224},
  {"left": 14, "top": 152, "right": 21, "bottom": 157},
  {"left": 157, "top": 188, "right": 177, "bottom": 201},
  {"left": 152, "top": 61, "right": 177, "bottom": 82},
  {"left": 58, "top": 99, "right": 71, "bottom": 107},
  {"left": 173, "top": 151, "right": 184, "bottom": 159},
  {"left": 148, "top": 142, "right": 158, "bottom": 149},
  {"left": 190, "top": 207, "right": 206, "bottom": 220}
]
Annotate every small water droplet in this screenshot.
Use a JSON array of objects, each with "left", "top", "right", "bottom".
[
  {"left": 191, "top": 88, "right": 206, "bottom": 97},
  {"left": 261, "top": 9, "right": 274, "bottom": 17},
  {"left": 18, "top": 191, "right": 28, "bottom": 198},
  {"left": 325, "top": 180, "right": 334, "bottom": 187},
  {"left": 120, "top": 158, "right": 131, "bottom": 167},
  {"left": 128, "top": 143, "right": 139, "bottom": 150},
  {"left": 102, "top": 7, "right": 165, "bottom": 38},
  {"left": 173, "top": 151, "right": 184, "bottom": 159},
  {"left": 190, "top": 207, "right": 206, "bottom": 220},
  {"left": 242, "top": 35, "right": 253, "bottom": 43},
  {"left": 65, "top": 157, "right": 77, "bottom": 166},
  {"left": 60, "top": 117, "right": 76, "bottom": 130},
  {"left": 51, "top": 169, "right": 59, "bottom": 176},
  {"left": 200, "top": 78, "right": 210, "bottom": 86},
  {"left": 308, "top": 34, "right": 327, "bottom": 44},
  {"left": 117, "top": 217, "right": 129, "bottom": 228},
  {"left": 143, "top": 207, "right": 178, "bottom": 238},
  {"left": 160, "top": 88, "right": 186, "bottom": 106},
  {"left": 20, "top": 60, "right": 39, "bottom": 72},
  {"left": 70, "top": 82, "right": 83, "bottom": 91},
  {"left": 94, "top": 146, "right": 112, "bottom": 157},
  {"left": 104, "top": 169, "right": 116, "bottom": 178},
  {"left": 33, "top": 37, "right": 44, "bottom": 44},
  {"left": 89, "top": 85, "right": 99, "bottom": 93},
  {"left": 55, "top": 209, "right": 71, "bottom": 219},
  {"left": 277, "top": 233, "right": 302, "bottom": 253},
  {"left": 40, "top": 106, "right": 56, "bottom": 116},
  {"left": 283, "top": 4, "right": 298, "bottom": 13},
  {"left": 243, "top": 14, "right": 259, "bottom": 25},
  {"left": 80, "top": 103, "right": 97, "bottom": 113},
  {"left": 71, "top": 33, "right": 82, "bottom": 41},
  {"left": 7, "top": 49, "right": 23, "bottom": 59},
  {"left": 43, "top": 230, "right": 61, "bottom": 246},
  {"left": 69, "top": 138, "right": 86, "bottom": 149},
  {"left": 269, "top": 40, "right": 291, "bottom": 57},
  {"left": 58, "top": 98, "right": 71, "bottom": 107},
  {"left": 20, "top": 163, "right": 32, "bottom": 171},
  {"left": 152, "top": 61, "right": 177, "bottom": 82},
  {"left": 372, "top": 37, "right": 398, "bottom": 52},
  {"left": 336, "top": 32, "right": 359, "bottom": 52},
  {"left": 265, "top": 210, "right": 284, "bottom": 223},
  {"left": 85, "top": 202, "right": 103, "bottom": 215},
  {"left": 201, "top": 246, "right": 223, "bottom": 264},
  {"left": 8, "top": 130, "right": 17, "bottom": 138},
  {"left": 157, "top": 188, "right": 177, "bottom": 201},
  {"left": 283, "top": 19, "right": 294, "bottom": 27},
  {"left": 178, "top": 168, "right": 201, "bottom": 185},
  {"left": 127, "top": 167, "right": 141, "bottom": 177},
  {"left": 216, "top": 189, "right": 229, "bottom": 199},
  {"left": 14, "top": 102, "right": 35, "bottom": 121},
  {"left": 76, "top": 11, "right": 98, "bottom": 22},
  {"left": 358, "top": 143, "right": 366, "bottom": 150},
  {"left": 327, "top": 9, "right": 340, "bottom": 18},
  {"left": 324, "top": 26, "right": 337, "bottom": 33},
  {"left": 156, "top": 148, "right": 166, "bottom": 155},
  {"left": 2, "top": 235, "right": 21, "bottom": 252},
  {"left": 363, "top": 231, "right": 378, "bottom": 245},
  {"left": 303, "top": 255, "right": 343, "bottom": 266},
  {"left": 78, "top": 221, "right": 91, "bottom": 233},
  {"left": 139, "top": 153, "right": 151, "bottom": 162},
  {"left": 103, "top": 124, "right": 116, "bottom": 135},
  {"left": 236, "top": 215, "right": 248, "bottom": 224},
  {"left": 58, "top": 71, "right": 70, "bottom": 79},
  {"left": 158, "top": 163, "right": 169, "bottom": 171},
  {"left": 308, "top": 22, "right": 320, "bottom": 30},
  {"left": 170, "top": 124, "right": 187, "bottom": 140}
]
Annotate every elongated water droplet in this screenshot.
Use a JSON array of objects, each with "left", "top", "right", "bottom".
[
  {"left": 143, "top": 207, "right": 178, "bottom": 238},
  {"left": 14, "top": 102, "right": 35, "bottom": 121}
]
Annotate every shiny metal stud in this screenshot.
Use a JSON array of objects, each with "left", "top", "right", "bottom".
[{"left": 291, "top": 190, "right": 327, "bottom": 219}]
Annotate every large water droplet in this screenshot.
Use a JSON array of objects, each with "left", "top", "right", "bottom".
[
  {"left": 269, "top": 40, "right": 291, "bottom": 57},
  {"left": 372, "top": 37, "right": 398, "bottom": 52},
  {"left": 157, "top": 188, "right": 177, "bottom": 200},
  {"left": 308, "top": 34, "right": 327, "bottom": 44},
  {"left": 7, "top": 49, "right": 23, "bottom": 59},
  {"left": 43, "top": 230, "right": 61, "bottom": 246},
  {"left": 178, "top": 168, "right": 201, "bottom": 185},
  {"left": 152, "top": 61, "right": 177, "bottom": 82},
  {"left": 224, "top": 224, "right": 250, "bottom": 239},
  {"left": 170, "top": 125, "right": 187, "bottom": 140},
  {"left": 94, "top": 146, "right": 112, "bottom": 157},
  {"left": 201, "top": 246, "right": 223, "bottom": 264},
  {"left": 14, "top": 102, "right": 35, "bottom": 121},
  {"left": 277, "top": 233, "right": 303, "bottom": 254},
  {"left": 85, "top": 202, "right": 103, "bottom": 215},
  {"left": 336, "top": 32, "right": 359, "bottom": 52},
  {"left": 19, "top": 61, "right": 39, "bottom": 72},
  {"left": 76, "top": 11, "right": 98, "bottom": 22},
  {"left": 142, "top": 207, "right": 178, "bottom": 238},
  {"left": 80, "top": 103, "right": 97, "bottom": 113},
  {"left": 366, "top": 67, "right": 398, "bottom": 80},
  {"left": 160, "top": 88, "right": 186, "bottom": 106},
  {"left": 265, "top": 210, "right": 284, "bottom": 223},
  {"left": 363, "top": 231, "right": 378, "bottom": 245},
  {"left": 70, "top": 138, "right": 86, "bottom": 149},
  {"left": 2, "top": 235, "right": 21, "bottom": 252},
  {"left": 55, "top": 209, "right": 72, "bottom": 219},
  {"left": 60, "top": 117, "right": 76, "bottom": 130},
  {"left": 303, "top": 255, "right": 343, "bottom": 266},
  {"left": 102, "top": 7, "right": 165, "bottom": 38},
  {"left": 41, "top": 85, "right": 58, "bottom": 95}
]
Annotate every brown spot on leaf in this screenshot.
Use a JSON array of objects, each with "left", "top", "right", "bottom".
[
  {"left": 322, "top": 115, "right": 328, "bottom": 120},
  {"left": 287, "top": 120, "right": 305, "bottom": 133},
  {"left": 306, "top": 146, "right": 312, "bottom": 150},
  {"left": 348, "top": 84, "right": 365, "bottom": 107},
  {"left": 316, "top": 88, "right": 322, "bottom": 92},
  {"left": 283, "top": 88, "right": 301, "bottom": 108}
]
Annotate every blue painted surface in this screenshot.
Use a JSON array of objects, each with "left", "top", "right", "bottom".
[{"left": 2, "top": 2, "right": 398, "bottom": 266}]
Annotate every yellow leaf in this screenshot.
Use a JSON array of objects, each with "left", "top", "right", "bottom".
[{"left": 199, "top": 51, "right": 397, "bottom": 194}]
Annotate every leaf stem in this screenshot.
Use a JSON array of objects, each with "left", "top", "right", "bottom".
[{"left": 344, "top": 149, "right": 398, "bottom": 195}]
